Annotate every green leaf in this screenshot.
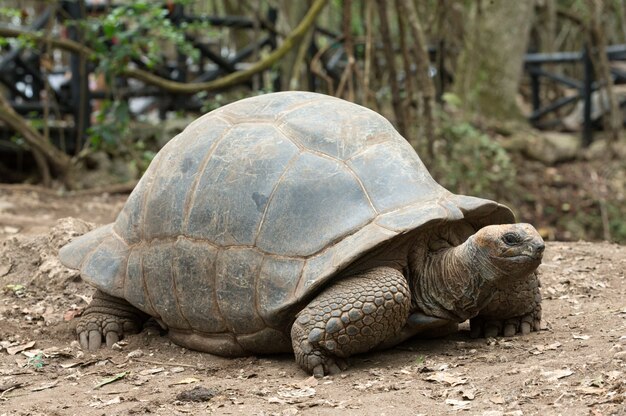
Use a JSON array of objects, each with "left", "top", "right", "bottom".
[{"left": 103, "top": 21, "right": 116, "bottom": 38}]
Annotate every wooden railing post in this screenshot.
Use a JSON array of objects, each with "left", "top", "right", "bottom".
[
  {"left": 62, "top": 0, "right": 91, "bottom": 153},
  {"left": 582, "top": 46, "right": 594, "bottom": 147}
]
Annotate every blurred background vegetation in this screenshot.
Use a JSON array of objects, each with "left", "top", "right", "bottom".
[{"left": 0, "top": 0, "right": 625, "bottom": 243}]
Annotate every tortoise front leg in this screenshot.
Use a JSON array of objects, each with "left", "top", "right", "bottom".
[
  {"left": 291, "top": 267, "right": 411, "bottom": 377},
  {"left": 470, "top": 272, "right": 542, "bottom": 338},
  {"left": 77, "top": 290, "right": 149, "bottom": 350}
]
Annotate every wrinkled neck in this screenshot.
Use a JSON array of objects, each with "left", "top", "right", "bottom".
[{"left": 411, "top": 238, "right": 494, "bottom": 322}]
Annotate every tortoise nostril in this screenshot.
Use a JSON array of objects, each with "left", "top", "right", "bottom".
[{"left": 535, "top": 242, "right": 545, "bottom": 255}]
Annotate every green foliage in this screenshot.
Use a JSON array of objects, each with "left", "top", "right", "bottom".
[
  {"left": 4, "top": 284, "right": 25, "bottom": 297},
  {"left": 87, "top": 100, "right": 155, "bottom": 174},
  {"left": 199, "top": 92, "right": 229, "bottom": 113},
  {"left": 558, "top": 200, "right": 626, "bottom": 243},
  {"left": 0, "top": 33, "right": 36, "bottom": 50},
  {"left": 0, "top": 6, "right": 21, "bottom": 21},
  {"left": 433, "top": 112, "right": 516, "bottom": 202},
  {"left": 80, "top": 1, "right": 206, "bottom": 77},
  {"left": 199, "top": 88, "right": 274, "bottom": 113},
  {"left": 608, "top": 203, "right": 626, "bottom": 243},
  {"left": 77, "top": 1, "right": 217, "bottom": 166},
  {"left": 88, "top": 100, "right": 130, "bottom": 150}
]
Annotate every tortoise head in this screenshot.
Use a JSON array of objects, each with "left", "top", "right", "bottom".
[{"left": 470, "top": 223, "right": 545, "bottom": 280}]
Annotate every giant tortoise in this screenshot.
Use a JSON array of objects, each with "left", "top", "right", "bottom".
[{"left": 59, "top": 91, "right": 544, "bottom": 376}]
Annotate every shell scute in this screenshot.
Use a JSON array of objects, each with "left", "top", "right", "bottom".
[
  {"left": 277, "top": 97, "right": 395, "bottom": 160},
  {"left": 142, "top": 241, "right": 191, "bottom": 330},
  {"left": 215, "top": 248, "right": 266, "bottom": 334},
  {"left": 186, "top": 123, "right": 299, "bottom": 246},
  {"left": 124, "top": 249, "right": 158, "bottom": 317},
  {"left": 347, "top": 140, "right": 444, "bottom": 213},
  {"left": 172, "top": 238, "right": 226, "bottom": 333},
  {"left": 142, "top": 117, "right": 231, "bottom": 240},
  {"left": 257, "top": 257, "right": 305, "bottom": 327},
  {"left": 255, "top": 152, "right": 376, "bottom": 256},
  {"left": 215, "top": 91, "right": 322, "bottom": 123}
]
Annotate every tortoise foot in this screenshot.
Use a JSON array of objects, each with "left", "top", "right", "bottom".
[
  {"left": 291, "top": 328, "right": 350, "bottom": 377},
  {"left": 470, "top": 271, "right": 542, "bottom": 338},
  {"left": 291, "top": 267, "right": 411, "bottom": 377},
  {"left": 291, "top": 318, "right": 350, "bottom": 377},
  {"left": 77, "top": 290, "right": 147, "bottom": 350},
  {"left": 469, "top": 306, "right": 541, "bottom": 338}
]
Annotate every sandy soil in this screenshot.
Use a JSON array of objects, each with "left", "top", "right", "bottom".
[{"left": 0, "top": 187, "right": 624, "bottom": 416}]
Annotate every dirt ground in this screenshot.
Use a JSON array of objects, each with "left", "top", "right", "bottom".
[{"left": 0, "top": 186, "right": 624, "bottom": 416}]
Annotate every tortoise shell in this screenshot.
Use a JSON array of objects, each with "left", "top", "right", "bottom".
[{"left": 59, "top": 91, "right": 513, "bottom": 354}]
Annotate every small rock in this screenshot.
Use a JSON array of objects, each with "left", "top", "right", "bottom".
[
  {"left": 139, "top": 367, "right": 164, "bottom": 376},
  {"left": 613, "top": 351, "right": 626, "bottom": 361},
  {"left": 111, "top": 342, "right": 125, "bottom": 351},
  {"left": 127, "top": 349, "right": 144, "bottom": 359},
  {"left": 0, "top": 200, "right": 15, "bottom": 212},
  {"left": 482, "top": 411, "right": 504, "bottom": 416},
  {"left": 523, "top": 132, "right": 581, "bottom": 164},
  {"left": 176, "top": 386, "right": 217, "bottom": 402}
]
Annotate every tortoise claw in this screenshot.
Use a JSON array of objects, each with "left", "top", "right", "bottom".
[
  {"left": 76, "top": 312, "right": 140, "bottom": 351},
  {"left": 311, "top": 357, "right": 348, "bottom": 378},
  {"left": 106, "top": 331, "right": 120, "bottom": 347},
  {"left": 312, "top": 365, "right": 325, "bottom": 378},
  {"left": 88, "top": 329, "right": 102, "bottom": 350},
  {"left": 79, "top": 330, "right": 88, "bottom": 350},
  {"left": 503, "top": 322, "right": 517, "bottom": 337},
  {"left": 326, "top": 361, "right": 342, "bottom": 376},
  {"left": 336, "top": 358, "right": 349, "bottom": 371},
  {"left": 469, "top": 310, "right": 541, "bottom": 338},
  {"left": 483, "top": 320, "right": 501, "bottom": 338}
]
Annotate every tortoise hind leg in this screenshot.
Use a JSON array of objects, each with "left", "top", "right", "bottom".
[
  {"left": 291, "top": 267, "right": 411, "bottom": 377},
  {"left": 77, "top": 290, "right": 149, "bottom": 350}
]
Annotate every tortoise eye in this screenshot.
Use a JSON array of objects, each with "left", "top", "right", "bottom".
[{"left": 502, "top": 232, "right": 521, "bottom": 245}]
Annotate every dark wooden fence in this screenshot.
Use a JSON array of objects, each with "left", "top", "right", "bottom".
[
  {"left": 525, "top": 45, "right": 626, "bottom": 146},
  {"left": 0, "top": 1, "right": 279, "bottom": 155}
]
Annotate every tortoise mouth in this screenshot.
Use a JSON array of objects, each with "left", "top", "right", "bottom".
[
  {"left": 501, "top": 243, "right": 544, "bottom": 262},
  {"left": 503, "top": 253, "right": 543, "bottom": 262}
]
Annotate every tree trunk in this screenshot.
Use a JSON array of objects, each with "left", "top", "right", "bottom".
[
  {"left": 398, "top": 0, "right": 437, "bottom": 162},
  {"left": 587, "top": 0, "right": 622, "bottom": 147},
  {"left": 453, "top": 1, "right": 534, "bottom": 121},
  {"left": 375, "top": 0, "right": 407, "bottom": 137},
  {"left": 277, "top": 0, "right": 312, "bottom": 90}
]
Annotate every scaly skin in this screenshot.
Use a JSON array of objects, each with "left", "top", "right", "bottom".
[
  {"left": 470, "top": 271, "right": 542, "bottom": 337},
  {"left": 291, "top": 267, "right": 411, "bottom": 377},
  {"left": 410, "top": 223, "right": 545, "bottom": 338}
]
